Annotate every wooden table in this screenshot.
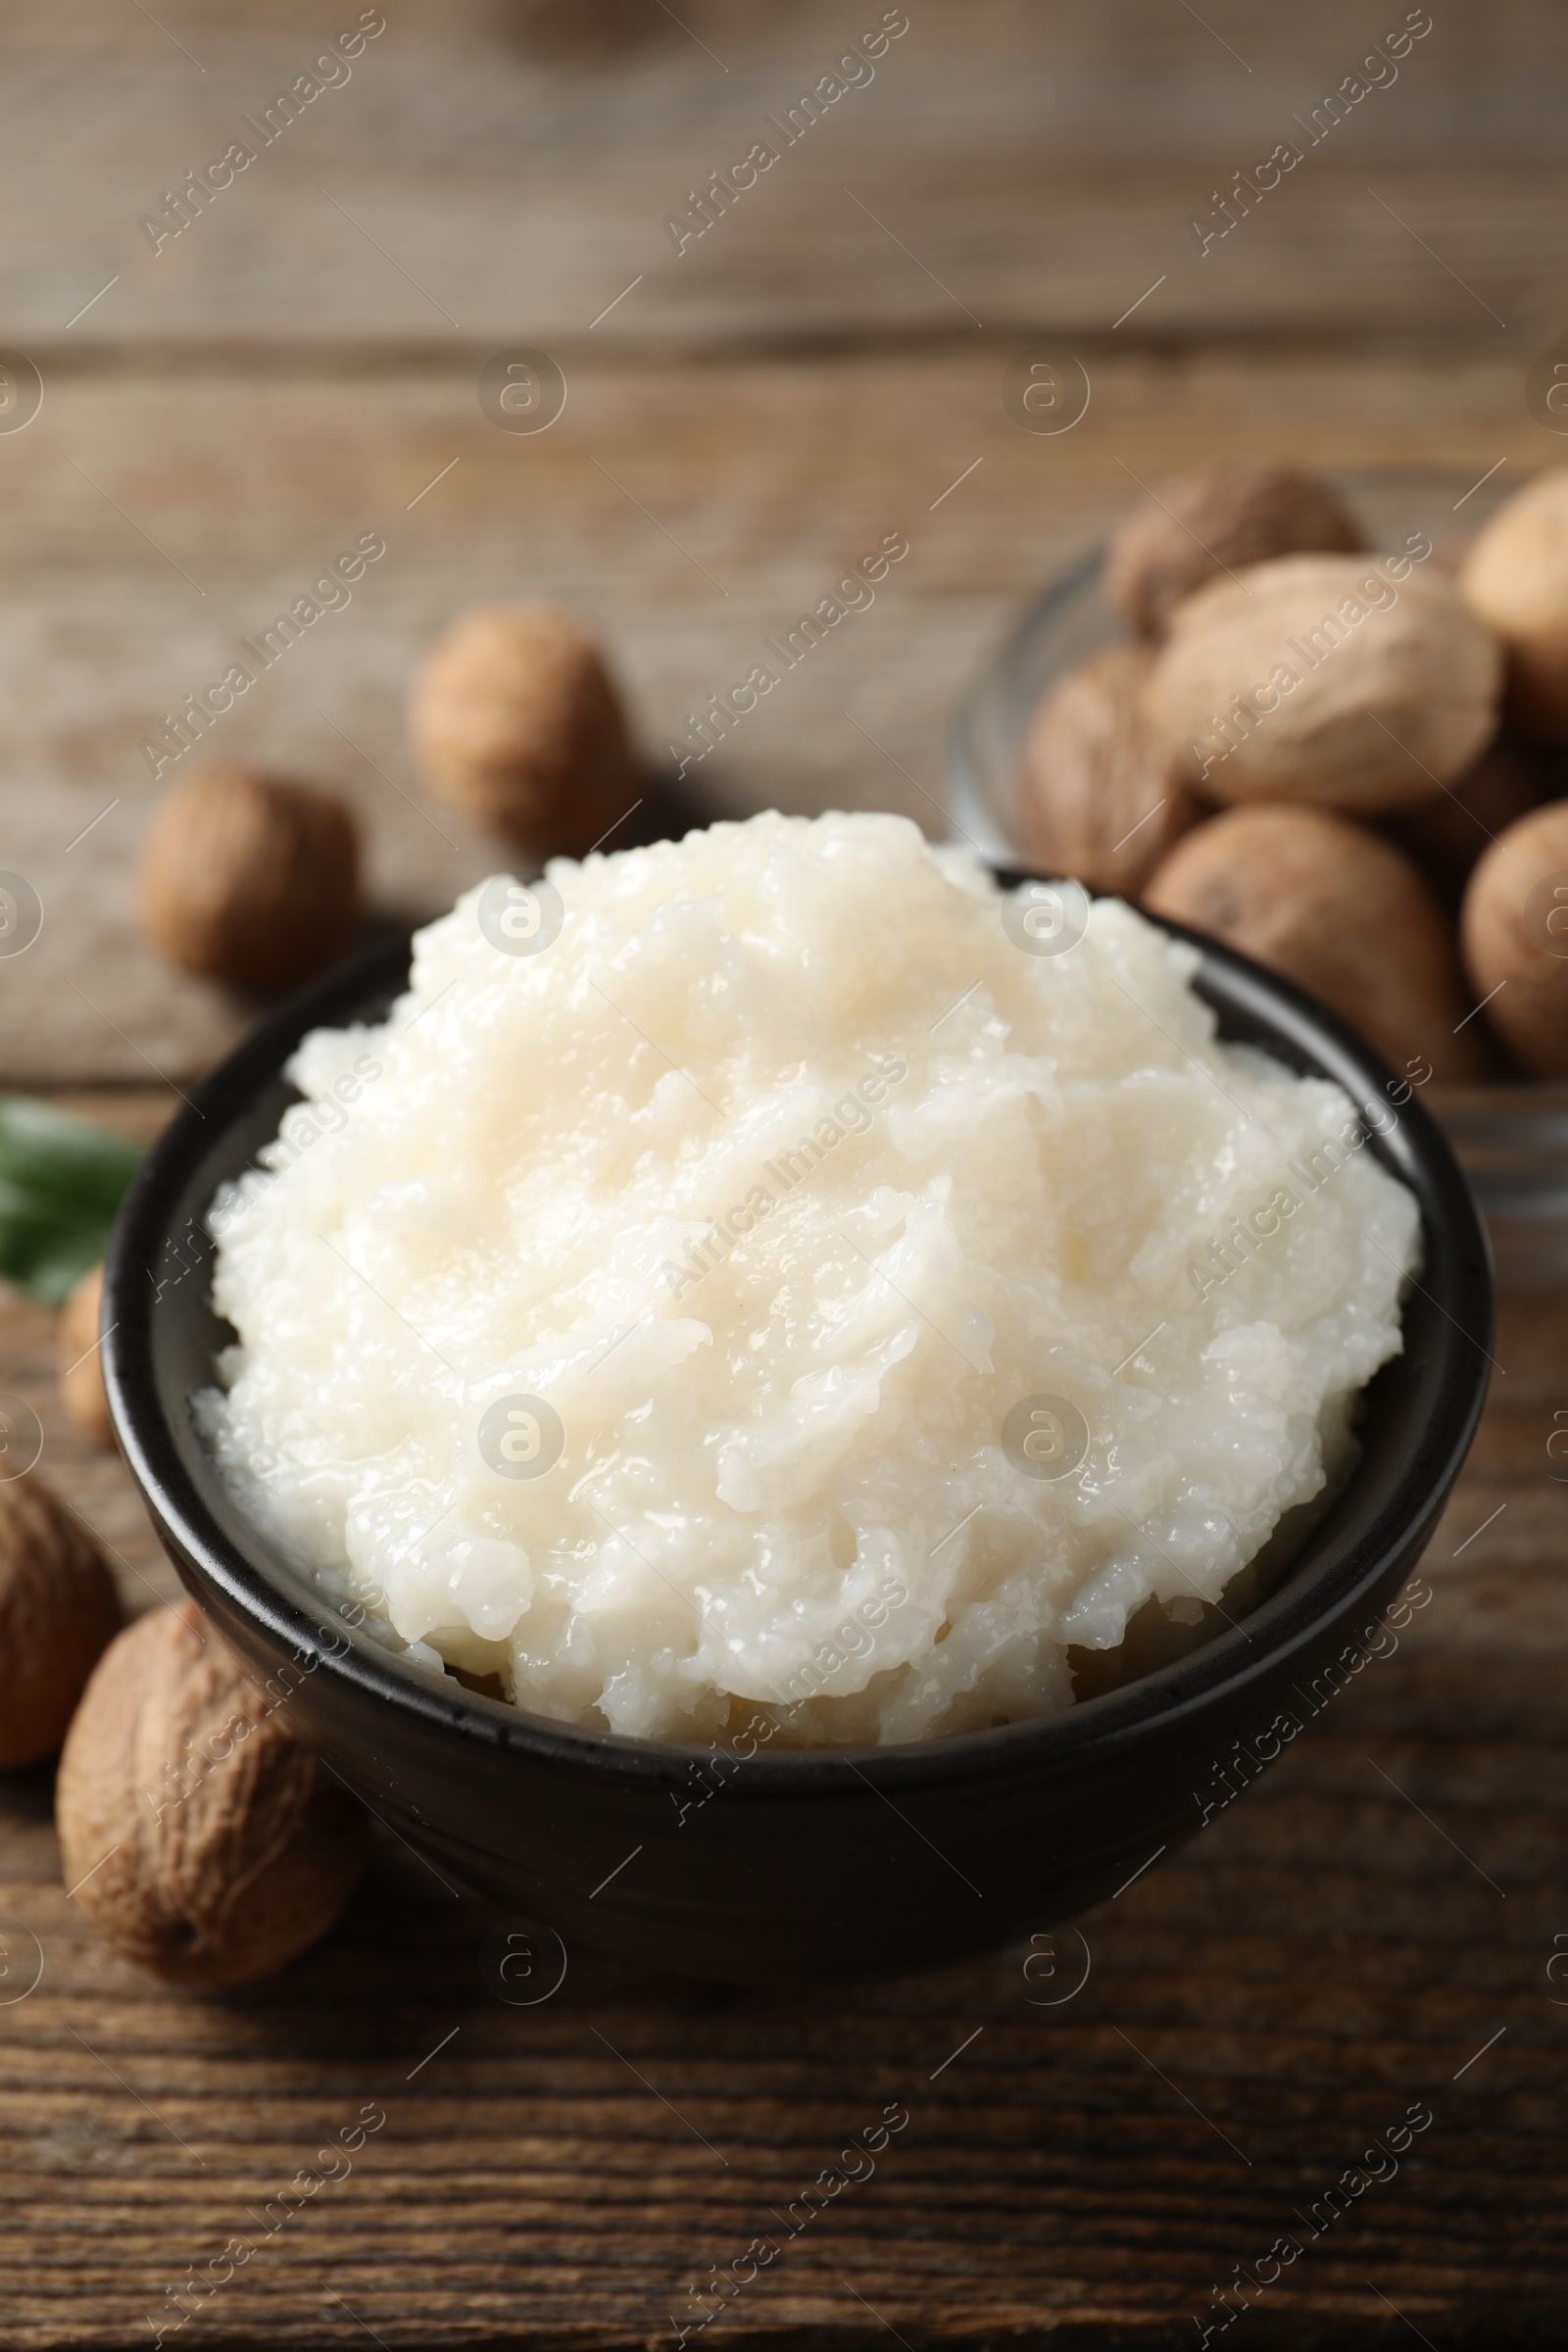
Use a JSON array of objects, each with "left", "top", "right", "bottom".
[
  {"left": 4, "top": 3, "right": 1568, "bottom": 2341},
  {"left": 4, "top": 1229, "right": 1563, "bottom": 2347}
]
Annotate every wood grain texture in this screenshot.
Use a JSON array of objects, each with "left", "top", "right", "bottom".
[
  {"left": 2, "top": 0, "right": 1567, "bottom": 1088},
  {"left": 1, "top": 1139, "right": 1566, "bottom": 2348},
  {"left": 0, "top": 344, "right": 1561, "bottom": 1085},
  {"left": 2, "top": 4, "right": 1566, "bottom": 2338},
  {"left": 5, "top": 0, "right": 1567, "bottom": 348}
]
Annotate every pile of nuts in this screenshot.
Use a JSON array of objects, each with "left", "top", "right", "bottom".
[{"left": 1016, "top": 459, "right": 1568, "bottom": 1083}]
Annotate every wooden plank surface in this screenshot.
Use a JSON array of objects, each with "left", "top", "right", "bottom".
[
  {"left": 6, "top": 2, "right": 1568, "bottom": 2339},
  {"left": 1, "top": 1137, "right": 1565, "bottom": 2348},
  {"left": 1, "top": 344, "right": 1561, "bottom": 1085},
  {"left": 6, "top": 0, "right": 1568, "bottom": 1089},
  {"left": 8, "top": 0, "right": 1568, "bottom": 349}
]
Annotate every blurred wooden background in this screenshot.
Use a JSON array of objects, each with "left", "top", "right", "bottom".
[
  {"left": 3, "top": 2, "right": 1568, "bottom": 2343},
  {"left": 3, "top": 0, "right": 1567, "bottom": 1080}
]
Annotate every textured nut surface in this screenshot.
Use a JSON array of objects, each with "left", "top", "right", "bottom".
[
  {"left": 57, "top": 1599, "right": 369, "bottom": 1986},
  {"left": 58, "top": 1262, "right": 115, "bottom": 1450},
  {"left": 0, "top": 1473, "right": 122, "bottom": 1769},
  {"left": 410, "top": 603, "right": 637, "bottom": 855},
  {"left": 1103, "top": 461, "right": 1366, "bottom": 638},
  {"left": 1148, "top": 556, "right": 1502, "bottom": 811},
  {"left": 1379, "top": 731, "right": 1548, "bottom": 912},
  {"left": 1462, "top": 466, "right": 1568, "bottom": 737},
  {"left": 1460, "top": 801, "right": 1568, "bottom": 1077},
  {"left": 1145, "top": 803, "right": 1484, "bottom": 1082},
  {"left": 1015, "top": 643, "right": 1202, "bottom": 895},
  {"left": 138, "top": 765, "right": 362, "bottom": 994}
]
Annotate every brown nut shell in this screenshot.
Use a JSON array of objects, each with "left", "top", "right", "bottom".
[
  {"left": 1104, "top": 461, "right": 1366, "bottom": 638},
  {"left": 0, "top": 1474, "right": 122, "bottom": 1769},
  {"left": 1459, "top": 800, "right": 1568, "bottom": 1077},
  {"left": 1014, "top": 643, "right": 1202, "bottom": 895},
  {"left": 410, "top": 603, "right": 637, "bottom": 856},
  {"left": 1145, "top": 803, "right": 1484, "bottom": 1082},
  {"left": 58, "top": 1262, "right": 115, "bottom": 1450},
  {"left": 139, "top": 765, "right": 362, "bottom": 995},
  {"left": 1378, "top": 730, "right": 1550, "bottom": 913},
  {"left": 57, "top": 1599, "right": 369, "bottom": 1986},
  {"left": 1147, "top": 556, "right": 1502, "bottom": 812},
  {"left": 1462, "top": 466, "right": 1568, "bottom": 737}
]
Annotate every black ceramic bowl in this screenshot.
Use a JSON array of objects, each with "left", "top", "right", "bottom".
[{"left": 104, "top": 896, "right": 1493, "bottom": 1984}]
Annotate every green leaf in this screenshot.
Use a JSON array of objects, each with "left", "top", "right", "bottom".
[
  {"left": 0, "top": 1097, "right": 144, "bottom": 1306},
  {"left": 0, "top": 1097, "right": 142, "bottom": 1214}
]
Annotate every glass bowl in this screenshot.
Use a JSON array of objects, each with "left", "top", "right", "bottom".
[{"left": 947, "top": 469, "right": 1567, "bottom": 1291}]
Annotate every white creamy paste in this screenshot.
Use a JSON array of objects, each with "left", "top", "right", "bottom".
[{"left": 200, "top": 810, "right": 1419, "bottom": 1747}]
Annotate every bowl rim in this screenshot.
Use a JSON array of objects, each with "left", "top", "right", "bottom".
[{"left": 103, "top": 880, "right": 1494, "bottom": 1797}]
